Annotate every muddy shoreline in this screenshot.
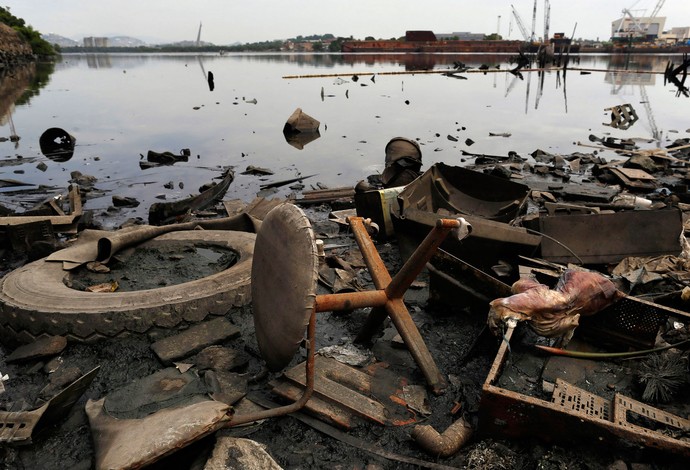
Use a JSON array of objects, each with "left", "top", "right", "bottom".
[{"left": 0, "top": 200, "right": 688, "bottom": 469}]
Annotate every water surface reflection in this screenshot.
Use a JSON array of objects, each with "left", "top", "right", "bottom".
[{"left": 0, "top": 53, "right": 687, "bottom": 227}]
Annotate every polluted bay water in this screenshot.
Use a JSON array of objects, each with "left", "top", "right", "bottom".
[{"left": 1, "top": 52, "right": 689, "bottom": 227}]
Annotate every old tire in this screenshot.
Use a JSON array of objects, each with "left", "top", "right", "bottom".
[{"left": 0, "top": 230, "right": 255, "bottom": 344}]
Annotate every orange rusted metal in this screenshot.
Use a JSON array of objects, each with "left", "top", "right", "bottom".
[
  {"left": 348, "top": 217, "right": 393, "bottom": 289},
  {"left": 333, "top": 216, "right": 470, "bottom": 395},
  {"left": 228, "top": 309, "right": 316, "bottom": 426},
  {"left": 386, "top": 218, "right": 461, "bottom": 299},
  {"left": 315, "top": 290, "right": 388, "bottom": 312},
  {"left": 244, "top": 207, "right": 469, "bottom": 428}
]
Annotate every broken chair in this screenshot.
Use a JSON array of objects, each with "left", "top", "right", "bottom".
[{"left": 233, "top": 202, "right": 471, "bottom": 425}]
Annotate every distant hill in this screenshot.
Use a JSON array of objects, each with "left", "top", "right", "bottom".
[
  {"left": 42, "top": 33, "right": 78, "bottom": 47},
  {"left": 41, "top": 34, "right": 147, "bottom": 48},
  {"left": 109, "top": 36, "right": 147, "bottom": 47}
]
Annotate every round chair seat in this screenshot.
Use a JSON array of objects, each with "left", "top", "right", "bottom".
[{"left": 251, "top": 204, "right": 319, "bottom": 371}]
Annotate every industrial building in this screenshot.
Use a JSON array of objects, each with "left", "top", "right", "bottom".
[
  {"left": 611, "top": 1, "right": 689, "bottom": 44},
  {"left": 83, "top": 37, "right": 108, "bottom": 48},
  {"left": 611, "top": 16, "right": 666, "bottom": 41}
]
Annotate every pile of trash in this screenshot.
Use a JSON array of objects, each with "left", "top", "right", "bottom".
[{"left": 1, "top": 129, "right": 690, "bottom": 469}]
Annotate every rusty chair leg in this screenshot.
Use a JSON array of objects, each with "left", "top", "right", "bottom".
[
  {"left": 229, "top": 309, "right": 318, "bottom": 426},
  {"left": 345, "top": 216, "right": 471, "bottom": 395}
]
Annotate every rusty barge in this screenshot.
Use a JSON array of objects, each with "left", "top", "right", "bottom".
[{"left": 341, "top": 30, "right": 580, "bottom": 55}]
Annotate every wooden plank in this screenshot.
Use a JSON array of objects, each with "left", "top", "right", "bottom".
[
  {"left": 281, "top": 358, "right": 388, "bottom": 422},
  {"left": 0, "top": 185, "right": 82, "bottom": 228},
  {"left": 609, "top": 168, "right": 657, "bottom": 190},
  {"left": 271, "top": 356, "right": 416, "bottom": 428},
  {"left": 615, "top": 167, "right": 656, "bottom": 181}
]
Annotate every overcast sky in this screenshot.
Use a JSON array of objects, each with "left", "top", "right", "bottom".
[{"left": 4, "top": 0, "right": 689, "bottom": 44}]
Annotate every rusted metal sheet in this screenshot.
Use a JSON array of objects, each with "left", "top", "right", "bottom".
[
  {"left": 537, "top": 208, "right": 682, "bottom": 264},
  {"left": 397, "top": 163, "right": 530, "bottom": 223},
  {"left": 479, "top": 325, "right": 690, "bottom": 458},
  {"left": 526, "top": 179, "right": 619, "bottom": 204}
]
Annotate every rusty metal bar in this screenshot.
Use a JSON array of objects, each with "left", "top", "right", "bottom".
[
  {"left": 347, "top": 215, "right": 448, "bottom": 395},
  {"left": 348, "top": 217, "right": 393, "bottom": 289},
  {"left": 315, "top": 290, "right": 388, "bottom": 312},
  {"left": 348, "top": 216, "right": 396, "bottom": 343},
  {"left": 228, "top": 309, "right": 316, "bottom": 426},
  {"left": 384, "top": 297, "right": 447, "bottom": 395},
  {"left": 386, "top": 218, "right": 461, "bottom": 299}
]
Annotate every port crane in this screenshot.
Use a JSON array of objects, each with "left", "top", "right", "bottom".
[
  {"left": 543, "top": 0, "right": 550, "bottom": 44},
  {"left": 511, "top": 1, "right": 539, "bottom": 42},
  {"left": 649, "top": 0, "right": 666, "bottom": 20},
  {"left": 616, "top": 0, "right": 666, "bottom": 38},
  {"left": 510, "top": 4, "right": 530, "bottom": 41},
  {"left": 529, "top": 0, "right": 538, "bottom": 43}
]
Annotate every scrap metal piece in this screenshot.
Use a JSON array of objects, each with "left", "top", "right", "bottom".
[
  {"left": 609, "top": 167, "right": 658, "bottom": 191},
  {"left": 397, "top": 163, "right": 530, "bottom": 223},
  {"left": 411, "top": 417, "right": 473, "bottom": 458},
  {"left": 536, "top": 208, "right": 682, "bottom": 265},
  {"left": 427, "top": 248, "right": 513, "bottom": 310},
  {"left": 604, "top": 103, "right": 639, "bottom": 130},
  {"left": 393, "top": 163, "right": 539, "bottom": 274},
  {"left": 382, "top": 137, "right": 423, "bottom": 187},
  {"left": 0, "top": 366, "right": 99, "bottom": 445}
]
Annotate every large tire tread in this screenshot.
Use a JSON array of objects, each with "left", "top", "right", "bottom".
[{"left": 0, "top": 231, "right": 254, "bottom": 344}]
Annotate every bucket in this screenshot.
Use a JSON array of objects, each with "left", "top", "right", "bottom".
[{"left": 384, "top": 137, "right": 422, "bottom": 166}]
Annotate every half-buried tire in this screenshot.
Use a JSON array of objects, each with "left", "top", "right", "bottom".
[{"left": 0, "top": 230, "right": 255, "bottom": 344}]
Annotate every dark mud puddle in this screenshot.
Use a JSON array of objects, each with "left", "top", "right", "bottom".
[{"left": 65, "top": 240, "right": 238, "bottom": 291}]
